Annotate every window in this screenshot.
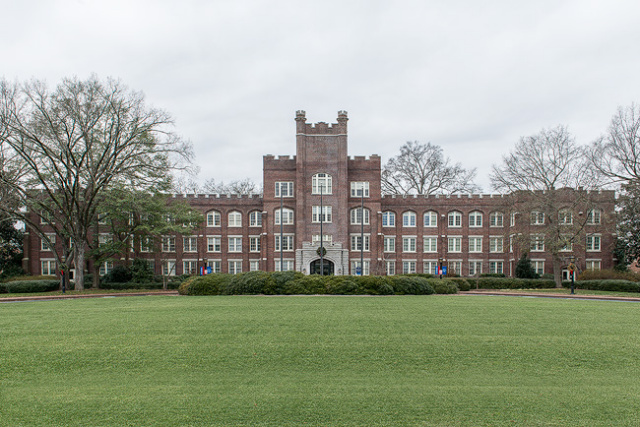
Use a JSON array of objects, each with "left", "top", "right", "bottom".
[
  {"left": 424, "top": 211, "right": 437, "bottom": 227},
  {"left": 206, "top": 211, "right": 221, "bottom": 227},
  {"left": 587, "top": 209, "right": 601, "bottom": 225},
  {"left": 586, "top": 260, "right": 601, "bottom": 271},
  {"left": 402, "top": 211, "right": 416, "bottom": 227},
  {"left": 448, "top": 236, "right": 462, "bottom": 253},
  {"left": 386, "top": 261, "right": 396, "bottom": 276},
  {"left": 382, "top": 211, "right": 396, "bottom": 227},
  {"left": 510, "top": 212, "right": 517, "bottom": 227},
  {"left": 469, "top": 237, "right": 483, "bottom": 253},
  {"left": 41, "top": 234, "right": 55, "bottom": 251},
  {"left": 469, "top": 260, "right": 483, "bottom": 276},
  {"left": 162, "top": 236, "right": 176, "bottom": 252},
  {"left": 530, "top": 235, "right": 544, "bottom": 252},
  {"left": 469, "top": 211, "right": 483, "bottom": 227},
  {"left": 98, "top": 234, "right": 112, "bottom": 247},
  {"left": 249, "top": 211, "right": 262, "bottom": 227},
  {"left": 140, "top": 236, "right": 153, "bottom": 253},
  {"left": 312, "top": 206, "right": 332, "bottom": 223},
  {"left": 40, "top": 210, "right": 54, "bottom": 225},
  {"left": 275, "top": 208, "right": 294, "bottom": 225},
  {"left": 228, "top": 236, "right": 242, "bottom": 253},
  {"left": 250, "top": 260, "right": 261, "bottom": 272},
  {"left": 350, "top": 208, "right": 370, "bottom": 225},
  {"left": 207, "top": 260, "right": 221, "bottom": 274},
  {"left": 312, "top": 234, "right": 332, "bottom": 243},
  {"left": 275, "top": 260, "right": 294, "bottom": 272},
  {"left": 350, "top": 234, "right": 370, "bottom": 251},
  {"left": 402, "top": 236, "right": 417, "bottom": 252},
  {"left": 275, "top": 235, "right": 294, "bottom": 251},
  {"left": 228, "top": 260, "right": 242, "bottom": 275},
  {"left": 275, "top": 182, "right": 294, "bottom": 197},
  {"left": 350, "top": 260, "right": 370, "bottom": 275},
  {"left": 228, "top": 211, "right": 242, "bottom": 227},
  {"left": 531, "top": 260, "right": 545, "bottom": 275},
  {"left": 423, "top": 236, "right": 437, "bottom": 253},
  {"left": 207, "top": 236, "right": 221, "bottom": 252},
  {"left": 559, "top": 209, "right": 573, "bottom": 225},
  {"left": 98, "top": 213, "right": 108, "bottom": 225},
  {"left": 183, "top": 236, "right": 198, "bottom": 253},
  {"left": 162, "top": 260, "right": 176, "bottom": 276},
  {"left": 249, "top": 236, "right": 261, "bottom": 253},
  {"left": 560, "top": 235, "right": 573, "bottom": 252},
  {"left": 531, "top": 211, "right": 545, "bottom": 225},
  {"left": 424, "top": 260, "right": 438, "bottom": 275},
  {"left": 448, "top": 211, "right": 462, "bottom": 227},
  {"left": 350, "top": 182, "right": 370, "bottom": 198},
  {"left": 448, "top": 261, "right": 462, "bottom": 275},
  {"left": 489, "top": 236, "right": 503, "bottom": 253},
  {"left": 183, "top": 260, "right": 198, "bottom": 275},
  {"left": 99, "top": 261, "right": 113, "bottom": 276},
  {"left": 41, "top": 260, "right": 56, "bottom": 276},
  {"left": 402, "top": 261, "right": 416, "bottom": 274},
  {"left": 586, "top": 234, "right": 601, "bottom": 252},
  {"left": 490, "top": 212, "right": 504, "bottom": 227},
  {"left": 384, "top": 236, "right": 396, "bottom": 253},
  {"left": 489, "top": 261, "right": 504, "bottom": 274},
  {"left": 312, "top": 173, "right": 332, "bottom": 194}
]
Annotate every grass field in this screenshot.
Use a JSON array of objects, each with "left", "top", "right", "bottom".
[{"left": 2, "top": 295, "right": 639, "bottom": 426}]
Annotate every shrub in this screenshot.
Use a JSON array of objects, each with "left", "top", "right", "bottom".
[
  {"left": 1, "top": 279, "right": 59, "bottom": 293},
  {"left": 352, "top": 276, "right": 394, "bottom": 295},
  {"left": 573, "top": 280, "right": 640, "bottom": 293},
  {"left": 445, "top": 277, "right": 470, "bottom": 291},
  {"left": 325, "top": 276, "right": 359, "bottom": 295},
  {"left": 429, "top": 279, "right": 458, "bottom": 294},
  {"left": 262, "top": 271, "right": 304, "bottom": 295},
  {"left": 102, "top": 265, "right": 132, "bottom": 283},
  {"left": 476, "top": 277, "right": 556, "bottom": 289},
  {"left": 577, "top": 269, "right": 640, "bottom": 282},
  {"left": 180, "top": 274, "right": 234, "bottom": 295},
  {"left": 479, "top": 273, "right": 506, "bottom": 278},
  {"left": 282, "top": 275, "right": 327, "bottom": 295},
  {"left": 515, "top": 254, "right": 539, "bottom": 279},
  {"left": 226, "top": 271, "right": 272, "bottom": 295},
  {"left": 2, "top": 275, "right": 56, "bottom": 282},
  {"left": 131, "top": 259, "right": 155, "bottom": 283},
  {"left": 389, "top": 276, "right": 435, "bottom": 295}
]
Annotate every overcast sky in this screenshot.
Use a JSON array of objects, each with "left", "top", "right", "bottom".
[{"left": 3, "top": 0, "right": 640, "bottom": 191}]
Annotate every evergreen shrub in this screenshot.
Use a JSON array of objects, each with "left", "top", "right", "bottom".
[
  {"left": 577, "top": 269, "right": 640, "bottom": 282},
  {"left": 573, "top": 280, "right": 640, "bottom": 293},
  {"left": 429, "top": 279, "right": 458, "bottom": 294},
  {"left": 446, "top": 277, "right": 471, "bottom": 291},
  {"left": 1, "top": 280, "right": 59, "bottom": 293}
]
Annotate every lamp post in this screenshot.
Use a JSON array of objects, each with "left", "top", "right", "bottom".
[
  {"left": 438, "top": 258, "right": 443, "bottom": 279},
  {"left": 320, "top": 182, "right": 324, "bottom": 276},
  {"left": 568, "top": 255, "right": 576, "bottom": 295},
  {"left": 280, "top": 189, "right": 283, "bottom": 273},
  {"left": 360, "top": 185, "right": 364, "bottom": 276}
]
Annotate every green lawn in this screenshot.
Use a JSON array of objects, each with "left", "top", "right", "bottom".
[{"left": 1, "top": 295, "right": 639, "bottom": 426}]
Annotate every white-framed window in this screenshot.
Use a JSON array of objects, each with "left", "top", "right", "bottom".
[
  {"left": 448, "top": 236, "right": 462, "bottom": 253},
  {"left": 312, "top": 206, "right": 332, "bottom": 223},
  {"left": 207, "top": 260, "right": 221, "bottom": 273},
  {"left": 312, "top": 173, "right": 332, "bottom": 194},
  {"left": 183, "top": 260, "right": 198, "bottom": 275},
  {"left": 586, "top": 259, "right": 601, "bottom": 271},
  {"left": 162, "top": 260, "right": 176, "bottom": 276},
  {"left": 350, "top": 208, "right": 370, "bottom": 225},
  {"left": 249, "top": 236, "right": 261, "bottom": 253},
  {"left": 587, "top": 209, "right": 601, "bottom": 225},
  {"left": 162, "top": 236, "right": 176, "bottom": 252},
  {"left": 99, "top": 261, "right": 113, "bottom": 276},
  {"left": 489, "top": 261, "right": 504, "bottom": 274},
  {"left": 559, "top": 209, "right": 573, "bottom": 225},
  {"left": 530, "top": 234, "right": 544, "bottom": 252},
  {"left": 489, "top": 236, "right": 504, "bottom": 253},
  {"left": 207, "top": 236, "right": 221, "bottom": 252},
  {"left": 41, "top": 234, "right": 56, "bottom": 251},
  {"left": 350, "top": 260, "right": 370, "bottom": 275},
  {"left": 275, "top": 259, "right": 295, "bottom": 272},
  {"left": 98, "top": 233, "right": 112, "bottom": 247},
  {"left": 386, "top": 260, "right": 396, "bottom": 276},
  {"left": 469, "top": 237, "right": 483, "bottom": 253},
  {"left": 448, "top": 211, "right": 462, "bottom": 227},
  {"left": 530, "top": 211, "right": 545, "bottom": 225},
  {"left": 140, "top": 235, "right": 153, "bottom": 253},
  {"left": 228, "top": 211, "right": 242, "bottom": 227},
  {"left": 402, "top": 236, "right": 417, "bottom": 253},
  {"left": 275, "top": 208, "right": 294, "bottom": 225},
  {"left": 402, "top": 260, "right": 417, "bottom": 274},
  {"left": 423, "top": 236, "right": 437, "bottom": 253},
  {"left": 228, "top": 260, "right": 242, "bottom": 275},
  {"left": 448, "top": 260, "right": 462, "bottom": 275},
  {"left": 350, "top": 234, "right": 370, "bottom": 251},
  {"left": 382, "top": 211, "right": 396, "bottom": 227},
  {"left": 469, "top": 260, "right": 483, "bottom": 276},
  {"left": 41, "top": 259, "right": 56, "bottom": 276},
  {"left": 424, "top": 260, "right": 438, "bottom": 275},
  {"left": 228, "top": 236, "right": 242, "bottom": 253},
  {"left": 249, "top": 211, "right": 262, "bottom": 227},
  {"left": 250, "top": 260, "right": 261, "bottom": 271},
  {"left": 560, "top": 235, "right": 573, "bottom": 252},
  {"left": 490, "top": 212, "right": 504, "bottom": 227},
  {"left": 206, "top": 211, "right": 221, "bottom": 227},
  {"left": 510, "top": 212, "right": 517, "bottom": 227},
  {"left": 275, "top": 181, "right": 294, "bottom": 198},
  {"left": 350, "top": 181, "right": 370, "bottom": 198},
  {"left": 97, "top": 213, "right": 108, "bottom": 225},
  {"left": 275, "top": 234, "right": 294, "bottom": 251},
  {"left": 402, "top": 211, "right": 416, "bottom": 227},
  {"left": 424, "top": 211, "right": 438, "bottom": 227},
  {"left": 469, "top": 211, "right": 483, "bottom": 227},
  {"left": 40, "top": 210, "right": 54, "bottom": 225},
  {"left": 531, "top": 260, "right": 545, "bottom": 275},
  {"left": 384, "top": 236, "right": 396, "bottom": 253},
  {"left": 586, "top": 234, "right": 601, "bottom": 252},
  {"left": 183, "top": 236, "right": 198, "bottom": 253},
  {"left": 312, "top": 234, "right": 332, "bottom": 244}
]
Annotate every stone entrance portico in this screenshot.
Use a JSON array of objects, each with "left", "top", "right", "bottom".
[{"left": 296, "top": 242, "right": 349, "bottom": 275}]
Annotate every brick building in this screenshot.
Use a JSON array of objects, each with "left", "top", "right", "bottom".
[{"left": 24, "top": 111, "right": 616, "bottom": 279}]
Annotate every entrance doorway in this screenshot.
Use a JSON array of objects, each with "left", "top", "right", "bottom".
[{"left": 310, "top": 259, "right": 335, "bottom": 275}]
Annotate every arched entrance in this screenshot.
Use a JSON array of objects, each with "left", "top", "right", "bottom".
[{"left": 310, "top": 259, "right": 335, "bottom": 275}]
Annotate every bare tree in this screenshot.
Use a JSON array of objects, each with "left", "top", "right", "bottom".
[
  {"left": 0, "top": 76, "right": 192, "bottom": 290},
  {"left": 382, "top": 141, "right": 478, "bottom": 195},
  {"left": 491, "top": 125, "right": 603, "bottom": 286},
  {"left": 202, "top": 177, "right": 262, "bottom": 194}
]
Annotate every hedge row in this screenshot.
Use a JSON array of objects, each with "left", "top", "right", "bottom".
[
  {"left": 0, "top": 280, "right": 60, "bottom": 294},
  {"left": 577, "top": 269, "right": 640, "bottom": 282},
  {"left": 465, "top": 277, "right": 557, "bottom": 289},
  {"left": 571, "top": 280, "right": 640, "bottom": 293},
  {"left": 178, "top": 272, "right": 464, "bottom": 296}
]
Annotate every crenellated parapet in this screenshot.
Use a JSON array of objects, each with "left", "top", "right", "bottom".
[
  {"left": 295, "top": 110, "right": 348, "bottom": 135},
  {"left": 263, "top": 154, "right": 297, "bottom": 170}
]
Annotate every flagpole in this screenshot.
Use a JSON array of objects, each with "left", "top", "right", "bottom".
[{"left": 320, "top": 182, "right": 324, "bottom": 276}]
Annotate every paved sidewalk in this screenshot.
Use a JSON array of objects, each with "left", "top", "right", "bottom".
[
  {"left": 0, "top": 290, "right": 179, "bottom": 303},
  {"left": 463, "top": 289, "right": 640, "bottom": 302}
]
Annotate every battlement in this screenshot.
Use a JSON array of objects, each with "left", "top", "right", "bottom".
[
  {"left": 264, "top": 154, "right": 296, "bottom": 170},
  {"left": 382, "top": 193, "right": 505, "bottom": 200},
  {"left": 171, "top": 193, "right": 264, "bottom": 200},
  {"left": 295, "top": 110, "right": 348, "bottom": 135}
]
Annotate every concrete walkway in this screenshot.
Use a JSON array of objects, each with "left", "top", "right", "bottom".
[
  {"left": 463, "top": 289, "right": 640, "bottom": 302},
  {"left": 0, "top": 290, "right": 179, "bottom": 303}
]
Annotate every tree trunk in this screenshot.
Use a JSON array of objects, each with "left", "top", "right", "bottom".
[
  {"left": 552, "top": 255, "right": 563, "bottom": 288},
  {"left": 75, "top": 245, "right": 85, "bottom": 291},
  {"left": 93, "top": 264, "right": 100, "bottom": 289}
]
